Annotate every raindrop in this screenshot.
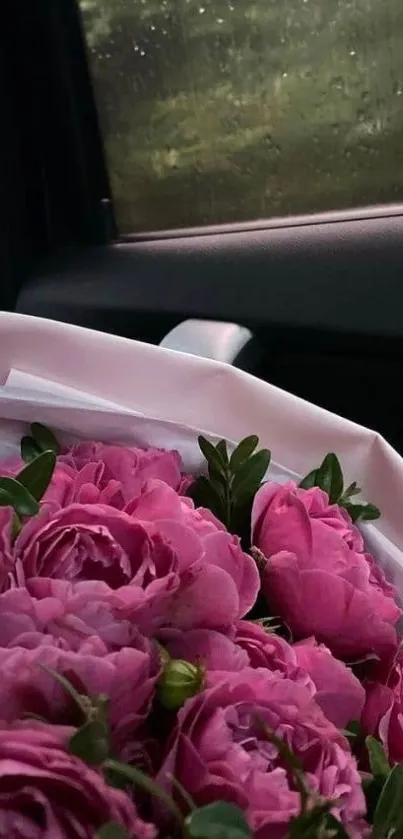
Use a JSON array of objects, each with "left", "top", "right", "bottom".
[
  {"left": 133, "top": 44, "right": 140, "bottom": 51},
  {"left": 349, "top": 49, "right": 356, "bottom": 56},
  {"left": 216, "top": 17, "right": 224, "bottom": 23},
  {"left": 150, "top": 24, "right": 156, "bottom": 30},
  {"left": 140, "top": 49, "right": 146, "bottom": 56},
  {"left": 199, "top": 6, "right": 206, "bottom": 12},
  {"left": 282, "top": 72, "right": 288, "bottom": 78}
]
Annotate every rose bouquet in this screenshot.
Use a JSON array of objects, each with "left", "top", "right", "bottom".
[
  {"left": 0, "top": 312, "right": 402, "bottom": 839},
  {"left": 0, "top": 415, "right": 400, "bottom": 839}
]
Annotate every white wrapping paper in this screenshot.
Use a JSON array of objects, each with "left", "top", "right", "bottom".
[{"left": 0, "top": 311, "right": 402, "bottom": 595}]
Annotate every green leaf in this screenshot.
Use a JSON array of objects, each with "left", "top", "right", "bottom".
[
  {"left": 69, "top": 720, "right": 110, "bottom": 765},
  {"left": 16, "top": 450, "right": 56, "bottom": 502},
  {"left": 30, "top": 422, "right": 60, "bottom": 455},
  {"left": 216, "top": 439, "right": 229, "bottom": 465},
  {"left": 299, "top": 469, "right": 318, "bottom": 490},
  {"left": 20, "top": 436, "right": 42, "bottom": 463},
  {"left": 343, "top": 719, "right": 362, "bottom": 738},
  {"left": 103, "top": 759, "right": 184, "bottom": 826},
  {"left": 11, "top": 514, "right": 22, "bottom": 540},
  {"left": 229, "top": 435, "right": 259, "bottom": 471},
  {"left": 365, "top": 736, "right": 390, "bottom": 779},
  {"left": 96, "top": 823, "right": 130, "bottom": 839},
  {"left": 316, "top": 453, "right": 344, "bottom": 502},
  {"left": 343, "top": 481, "right": 361, "bottom": 500},
  {"left": 321, "top": 814, "right": 350, "bottom": 839},
  {"left": 198, "top": 436, "right": 226, "bottom": 476},
  {"left": 315, "top": 455, "right": 333, "bottom": 496},
  {"left": 232, "top": 449, "right": 271, "bottom": 502},
  {"left": 359, "top": 503, "right": 381, "bottom": 522},
  {"left": 0, "top": 477, "right": 39, "bottom": 517},
  {"left": 185, "top": 802, "right": 251, "bottom": 839},
  {"left": 187, "top": 476, "right": 224, "bottom": 520},
  {"left": 344, "top": 502, "right": 381, "bottom": 523},
  {"left": 372, "top": 764, "right": 403, "bottom": 839}
]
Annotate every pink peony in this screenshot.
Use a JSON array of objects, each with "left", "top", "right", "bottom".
[
  {"left": 0, "top": 721, "right": 156, "bottom": 838},
  {"left": 293, "top": 638, "right": 365, "bottom": 729},
  {"left": 164, "top": 621, "right": 364, "bottom": 729},
  {"left": 12, "top": 578, "right": 141, "bottom": 651},
  {"left": 0, "top": 639, "right": 160, "bottom": 757},
  {"left": 11, "top": 480, "right": 259, "bottom": 634},
  {"left": 362, "top": 650, "right": 403, "bottom": 764},
  {"left": 157, "top": 668, "right": 367, "bottom": 838},
  {"left": 60, "top": 440, "right": 185, "bottom": 505},
  {"left": 252, "top": 482, "right": 401, "bottom": 660}
]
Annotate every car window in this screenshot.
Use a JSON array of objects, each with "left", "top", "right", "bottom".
[{"left": 79, "top": 0, "right": 403, "bottom": 233}]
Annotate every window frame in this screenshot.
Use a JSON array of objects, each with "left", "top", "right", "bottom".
[{"left": 2, "top": 0, "right": 403, "bottom": 355}]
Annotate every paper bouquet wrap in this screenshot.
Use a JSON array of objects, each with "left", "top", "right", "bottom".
[{"left": 0, "top": 311, "right": 401, "bottom": 839}]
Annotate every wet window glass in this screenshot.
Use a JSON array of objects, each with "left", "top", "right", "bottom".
[{"left": 79, "top": 0, "right": 403, "bottom": 232}]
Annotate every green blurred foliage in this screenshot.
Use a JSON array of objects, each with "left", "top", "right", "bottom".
[{"left": 79, "top": 0, "right": 403, "bottom": 232}]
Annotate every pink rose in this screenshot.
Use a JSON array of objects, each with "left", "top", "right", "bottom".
[
  {"left": 165, "top": 621, "right": 364, "bottom": 729},
  {"left": 252, "top": 482, "right": 401, "bottom": 660},
  {"left": 0, "top": 721, "right": 156, "bottom": 838},
  {"left": 60, "top": 440, "right": 184, "bottom": 505},
  {"left": 0, "top": 639, "right": 160, "bottom": 757},
  {"left": 294, "top": 638, "right": 365, "bottom": 729},
  {"left": 362, "top": 650, "right": 403, "bottom": 764},
  {"left": 12, "top": 480, "right": 259, "bottom": 634},
  {"left": 157, "top": 669, "right": 367, "bottom": 838},
  {"left": 8, "top": 579, "right": 140, "bottom": 651}
]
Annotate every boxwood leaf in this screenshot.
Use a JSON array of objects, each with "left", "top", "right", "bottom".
[
  {"left": 21, "top": 436, "right": 42, "bottom": 463},
  {"left": 17, "top": 450, "right": 56, "bottom": 502},
  {"left": 316, "top": 453, "right": 343, "bottom": 502},
  {"left": 366, "top": 736, "right": 390, "bottom": 779},
  {"left": 69, "top": 720, "right": 110, "bottom": 765},
  {"left": 229, "top": 435, "right": 259, "bottom": 471},
  {"left": 232, "top": 449, "right": 271, "bottom": 503},
  {"left": 299, "top": 469, "right": 318, "bottom": 490},
  {"left": 372, "top": 764, "right": 403, "bottom": 839},
  {"left": 30, "top": 423, "right": 61, "bottom": 455},
  {"left": 0, "top": 477, "right": 39, "bottom": 517},
  {"left": 185, "top": 802, "right": 251, "bottom": 839}
]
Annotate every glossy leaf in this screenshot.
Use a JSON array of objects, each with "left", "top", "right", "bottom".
[
  {"left": 232, "top": 449, "right": 271, "bottom": 502},
  {"left": 185, "top": 802, "right": 251, "bottom": 839},
  {"left": 30, "top": 422, "right": 61, "bottom": 455},
  {"left": 198, "top": 436, "right": 226, "bottom": 476},
  {"left": 216, "top": 439, "right": 229, "bottom": 464},
  {"left": 342, "top": 481, "right": 361, "bottom": 500},
  {"left": 366, "top": 736, "right": 390, "bottom": 779},
  {"left": 69, "top": 720, "right": 110, "bottom": 765},
  {"left": 372, "top": 764, "right": 403, "bottom": 839},
  {"left": 21, "top": 435, "right": 42, "bottom": 463},
  {"left": 229, "top": 435, "right": 259, "bottom": 471},
  {"left": 187, "top": 476, "right": 224, "bottom": 520},
  {"left": 17, "top": 450, "right": 56, "bottom": 502},
  {"left": 344, "top": 502, "right": 381, "bottom": 523},
  {"left": 316, "top": 453, "right": 343, "bottom": 502},
  {"left": 299, "top": 469, "right": 318, "bottom": 490},
  {"left": 0, "top": 477, "right": 39, "bottom": 517}
]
